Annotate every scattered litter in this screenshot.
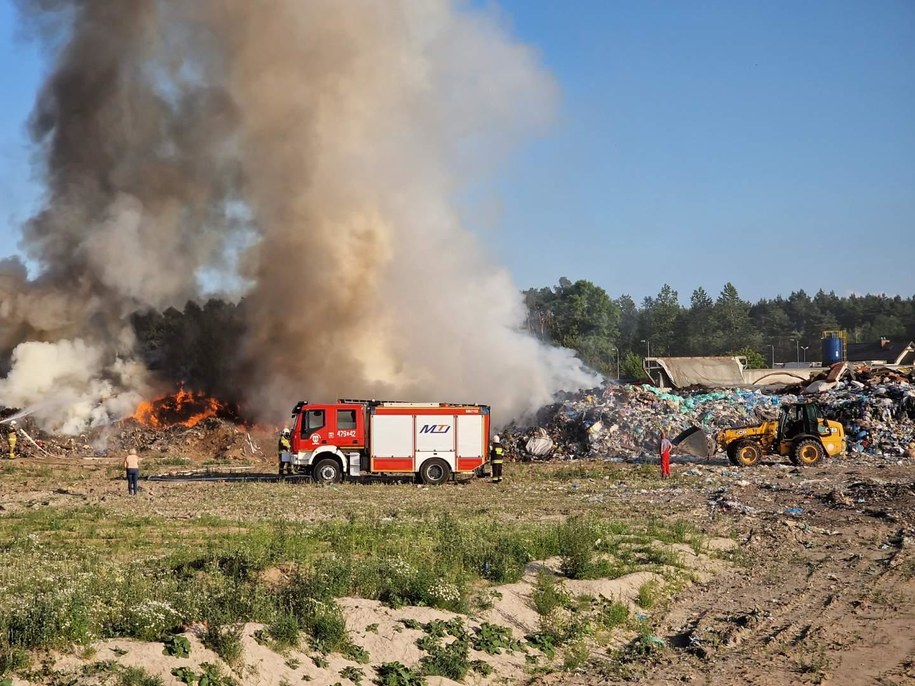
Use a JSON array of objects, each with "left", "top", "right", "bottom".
[{"left": 643, "top": 635, "right": 666, "bottom": 648}]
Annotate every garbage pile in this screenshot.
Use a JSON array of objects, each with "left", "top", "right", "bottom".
[
  {"left": 504, "top": 384, "right": 784, "bottom": 460},
  {"left": 814, "top": 368, "right": 915, "bottom": 458},
  {"left": 505, "top": 365, "right": 915, "bottom": 461},
  {"left": 0, "top": 413, "right": 266, "bottom": 461}
]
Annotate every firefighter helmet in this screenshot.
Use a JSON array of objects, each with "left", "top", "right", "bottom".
[
  {"left": 282, "top": 428, "right": 290, "bottom": 436},
  {"left": 492, "top": 434, "right": 501, "bottom": 444},
  {"left": 9, "top": 420, "right": 16, "bottom": 427}
]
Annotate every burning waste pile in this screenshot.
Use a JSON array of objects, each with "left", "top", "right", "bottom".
[
  {"left": 1, "top": 389, "right": 263, "bottom": 461},
  {"left": 503, "top": 365, "right": 915, "bottom": 461}
]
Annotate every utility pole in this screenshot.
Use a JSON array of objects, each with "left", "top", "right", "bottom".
[
  {"left": 769, "top": 344, "right": 775, "bottom": 368},
  {"left": 640, "top": 339, "right": 651, "bottom": 384},
  {"left": 795, "top": 339, "right": 800, "bottom": 364}
]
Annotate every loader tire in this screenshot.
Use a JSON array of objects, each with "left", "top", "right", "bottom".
[
  {"left": 792, "top": 438, "right": 824, "bottom": 467},
  {"left": 726, "top": 443, "right": 739, "bottom": 465},
  {"left": 418, "top": 458, "right": 451, "bottom": 485},
  {"left": 312, "top": 458, "right": 343, "bottom": 484},
  {"left": 732, "top": 440, "right": 761, "bottom": 467}
]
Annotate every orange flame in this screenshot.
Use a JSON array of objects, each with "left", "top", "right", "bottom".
[{"left": 132, "top": 388, "right": 226, "bottom": 428}]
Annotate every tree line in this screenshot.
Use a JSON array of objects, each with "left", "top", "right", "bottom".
[
  {"left": 524, "top": 279, "right": 915, "bottom": 378},
  {"left": 129, "top": 281, "right": 915, "bottom": 394}
]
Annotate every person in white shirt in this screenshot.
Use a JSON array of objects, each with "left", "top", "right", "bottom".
[{"left": 124, "top": 449, "right": 141, "bottom": 495}]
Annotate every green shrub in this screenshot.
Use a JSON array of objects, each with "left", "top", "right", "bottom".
[
  {"left": 419, "top": 639, "right": 469, "bottom": 681},
  {"left": 303, "top": 601, "right": 349, "bottom": 654},
  {"left": 596, "top": 599, "right": 629, "bottom": 629},
  {"left": 171, "top": 666, "right": 197, "bottom": 685},
  {"left": 199, "top": 662, "right": 240, "bottom": 686},
  {"left": 119, "top": 666, "right": 165, "bottom": 686},
  {"left": 525, "top": 631, "right": 558, "bottom": 659},
  {"left": 636, "top": 581, "right": 659, "bottom": 609},
  {"left": 558, "top": 517, "right": 600, "bottom": 579},
  {"left": 471, "top": 623, "right": 521, "bottom": 654},
  {"left": 373, "top": 661, "right": 426, "bottom": 686},
  {"left": 171, "top": 663, "right": 239, "bottom": 686},
  {"left": 561, "top": 639, "right": 590, "bottom": 671},
  {"left": 342, "top": 641, "right": 370, "bottom": 664},
  {"left": 469, "top": 659, "right": 493, "bottom": 676},
  {"left": 267, "top": 614, "right": 300, "bottom": 650},
  {"left": 531, "top": 571, "right": 571, "bottom": 616},
  {"left": 1, "top": 589, "right": 94, "bottom": 648},
  {"left": 340, "top": 665, "right": 364, "bottom": 684},
  {"left": 162, "top": 635, "right": 191, "bottom": 658},
  {"left": 202, "top": 622, "right": 243, "bottom": 668},
  {"left": 479, "top": 538, "right": 529, "bottom": 583},
  {"left": 0, "top": 646, "right": 30, "bottom": 675}
]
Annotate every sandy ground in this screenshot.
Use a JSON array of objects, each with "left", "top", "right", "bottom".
[
  {"left": 534, "top": 460, "right": 915, "bottom": 686},
  {"left": 1, "top": 453, "right": 913, "bottom": 685}
]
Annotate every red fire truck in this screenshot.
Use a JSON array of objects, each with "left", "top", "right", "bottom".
[{"left": 287, "top": 400, "right": 492, "bottom": 484}]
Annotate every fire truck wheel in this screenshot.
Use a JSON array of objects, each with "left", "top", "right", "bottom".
[
  {"left": 312, "top": 458, "right": 343, "bottom": 484},
  {"left": 418, "top": 458, "right": 451, "bottom": 485}
]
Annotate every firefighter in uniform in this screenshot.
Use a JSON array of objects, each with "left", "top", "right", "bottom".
[
  {"left": 278, "top": 428, "right": 292, "bottom": 476},
  {"left": 6, "top": 420, "right": 18, "bottom": 460},
  {"left": 490, "top": 434, "right": 504, "bottom": 483}
]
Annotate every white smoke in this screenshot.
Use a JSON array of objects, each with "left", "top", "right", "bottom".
[
  {"left": 1, "top": 0, "right": 596, "bottom": 433},
  {"left": 0, "top": 339, "right": 148, "bottom": 433}
]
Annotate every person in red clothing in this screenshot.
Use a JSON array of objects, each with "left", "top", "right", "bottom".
[{"left": 659, "top": 431, "right": 672, "bottom": 478}]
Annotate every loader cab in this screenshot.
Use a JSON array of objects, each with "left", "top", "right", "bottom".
[{"left": 778, "top": 403, "right": 830, "bottom": 442}]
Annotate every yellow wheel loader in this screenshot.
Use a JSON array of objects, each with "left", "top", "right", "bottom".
[{"left": 674, "top": 402, "right": 845, "bottom": 467}]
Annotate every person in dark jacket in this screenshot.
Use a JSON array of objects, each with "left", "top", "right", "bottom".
[{"left": 490, "top": 434, "right": 504, "bottom": 483}]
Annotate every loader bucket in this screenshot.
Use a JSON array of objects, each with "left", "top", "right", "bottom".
[{"left": 672, "top": 426, "right": 715, "bottom": 458}]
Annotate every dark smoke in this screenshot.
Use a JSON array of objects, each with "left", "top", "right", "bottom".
[{"left": 1, "top": 0, "right": 596, "bottom": 433}]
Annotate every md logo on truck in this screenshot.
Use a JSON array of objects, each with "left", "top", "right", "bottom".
[{"left": 419, "top": 424, "right": 451, "bottom": 434}]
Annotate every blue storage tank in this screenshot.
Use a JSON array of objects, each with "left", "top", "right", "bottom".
[{"left": 822, "top": 336, "right": 843, "bottom": 364}]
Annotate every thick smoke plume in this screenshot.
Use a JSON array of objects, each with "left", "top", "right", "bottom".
[{"left": 1, "top": 0, "right": 595, "bottom": 432}]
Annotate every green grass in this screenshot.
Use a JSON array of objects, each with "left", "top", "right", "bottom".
[
  {"left": 201, "top": 622, "right": 243, "bottom": 668},
  {"left": 118, "top": 666, "right": 165, "bottom": 686},
  {"left": 0, "top": 470, "right": 702, "bottom": 669},
  {"left": 266, "top": 614, "right": 300, "bottom": 650},
  {"left": 0, "top": 646, "right": 29, "bottom": 676},
  {"left": 636, "top": 580, "right": 660, "bottom": 609},
  {"left": 531, "top": 572, "right": 571, "bottom": 616}
]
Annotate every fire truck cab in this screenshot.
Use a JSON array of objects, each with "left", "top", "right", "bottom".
[{"left": 287, "top": 400, "right": 491, "bottom": 485}]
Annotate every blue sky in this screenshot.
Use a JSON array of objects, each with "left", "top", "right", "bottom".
[{"left": 1, "top": 0, "right": 913, "bottom": 304}]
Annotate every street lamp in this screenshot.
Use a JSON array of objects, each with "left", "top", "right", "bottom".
[
  {"left": 795, "top": 339, "right": 800, "bottom": 364},
  {"left": 769, "top": 344, "right": 775, "bottom": 368},
  {"left": 640, "top": 339, "right": 651, "bottom": 359},
  {"left": 610, "top": 347, "right": 620, "bottom": 380},
  {"left": 801, "top": 346, "right": 809, "bottom": 364}
]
